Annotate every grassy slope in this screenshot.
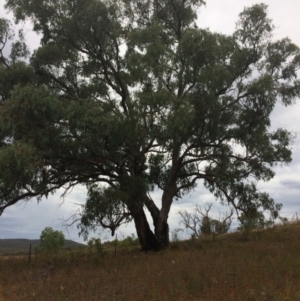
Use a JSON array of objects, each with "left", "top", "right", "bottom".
[{"left": 1, "top": 222, "right": 300, "bottom": 301}]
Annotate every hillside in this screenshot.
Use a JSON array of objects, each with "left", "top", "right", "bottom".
[
  {"left": 0, "top": 239, "right": 85, "bottom": 255},
  {"left": 1, "top": 222, "right": 300, "bottom": 301}
]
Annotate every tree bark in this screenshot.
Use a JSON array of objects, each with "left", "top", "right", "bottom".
[
  {"left": 130, "top": 205, "right": 171, "bottom": 251},
  {"left": 131, "top": 205, "right": 160, "bottom": 251},
  {"left": 154, "top": 188, "right": 176, "bottom": 248},
  {"left": 130, "top": 190, "right": 174, "bottom": 251},
  {"left": 154, "top": 217, "right": 169, "bottom": 249}
]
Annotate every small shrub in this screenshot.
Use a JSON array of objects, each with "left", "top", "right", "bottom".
[
  {"left": 237, "top": 211, "right": 273, "bottom": 240},
  {"left": 35, "top": 227, "right": 65, "bottom": 254},
  {"left": 117, "top": 234, "right": 139, "bottom": 249},
  {"left": 87, "top": 238, "right": 103, "bottom": 255}
]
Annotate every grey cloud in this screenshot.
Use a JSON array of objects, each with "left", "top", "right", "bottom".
[{"left": 280, "top": 180, "right": 300, "bottom": 190}]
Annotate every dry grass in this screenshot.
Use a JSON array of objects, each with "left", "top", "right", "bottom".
[{"left": 1, "top": 222, "right": 300, "bottom": 301}]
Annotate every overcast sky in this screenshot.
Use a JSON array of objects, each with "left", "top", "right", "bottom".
[{"left": 0, "top": 0, "right": 300, "bottom": 243}]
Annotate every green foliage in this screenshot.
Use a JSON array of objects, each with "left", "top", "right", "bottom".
[
  {"left": 1, "top": 0, "right": 299, "bottom": 250},
  {"left": 87, "top": 237, "right": 104, "bottom": 260},
  {"left": 199, "top": 216, "right": 231, "bottom": 235},
  {"left": 117, "top": 234, "right": 140, "bottom": 249},
  {"left": 211, "top": 219, "right": 231, "bottom": 235},
  {"left": 200, "top": 216, "right": 212, "bottom": 235},
  {"left": 79, "top": 185, "right": 132, "bottom": 240},
  {"left": 237, "top": 211, "right": 274, "bottom": 240},
  {"left": 238, "top": 211, "right": 267, "bottom": 230},
  {"left": 35, "top": 227, "right": 65, "bottom": 254}
]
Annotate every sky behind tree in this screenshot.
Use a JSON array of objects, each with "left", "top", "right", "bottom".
[{"left": 0, "top": 0, "right": 299, "bottom": 243}]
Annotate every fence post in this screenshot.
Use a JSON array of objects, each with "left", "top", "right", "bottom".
[
  {"left": 114, "top": 234, "right": 117, "bottom": 257},
  {"left": 28, "top": 243, "right": 32, "bottom": 265}
]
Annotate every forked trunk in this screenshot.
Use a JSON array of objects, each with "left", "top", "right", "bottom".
[
  {"left": 131, "top": 206, "right": 159, "bottom": 251},
  {"left": 130, "top": 188, "right": 174, "bottom": 251},
  {"left": 131, "top": 206, "right": 170, "bottom": 251}
]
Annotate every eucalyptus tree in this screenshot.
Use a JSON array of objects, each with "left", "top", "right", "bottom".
[{"left": 1, "top": 0, "right": 299, "bottom": 250}]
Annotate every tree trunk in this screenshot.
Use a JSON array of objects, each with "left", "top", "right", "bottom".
[
  {"left": 131, "top": 206, "right": 171, "bottom": 251},
  {"left": 153, "top": 188, "right": 175, "bottom": 248},
  {"left": 130, "top": 190, "right": 173, "bottom": 251},
  {"left": 154, "top": 217, "right": 169, "bottom": 249},
  {"left": 131, "top": 206, "right": 159, "bottom": 251}
]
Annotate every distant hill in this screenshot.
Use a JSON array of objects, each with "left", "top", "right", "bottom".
[{"left": 0, "top": 239, "right": 86, "bottom": 255}]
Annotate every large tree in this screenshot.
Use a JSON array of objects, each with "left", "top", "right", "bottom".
[{"left": 1, "top": 0, "right": 299, "bottom": 250}]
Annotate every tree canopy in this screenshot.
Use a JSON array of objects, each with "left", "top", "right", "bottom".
[
  {"left": 1, "top": 0, "right": 300, "bottom": 250},
  {"left": 35, "top": 227, "right": 65, "bottom": 253}
]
